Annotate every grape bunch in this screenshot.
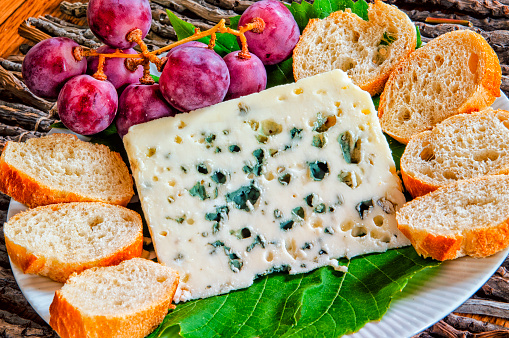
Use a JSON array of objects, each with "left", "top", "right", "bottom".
[{"left": 21, "top": 0, "right": 300, "bottom": 136}]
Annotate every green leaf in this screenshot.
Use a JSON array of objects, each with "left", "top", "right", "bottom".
[
  {"left": 151, "top": 74, "right": 160, "bottom": 83},
  {"left": 149, "top": 247, "right": 439, "bottom": 338},
  {"left": 415, "top": 25, "right": 422, "bottom": 49},
  {"left": 288, "top": 0, "right": 369, "bottom": 32},
  {"left": 266, "top": 57, "right": 294, "bottom": 88},
  {"left": 50, "top": 121, "right": 67, "bottom": 129},
  {"left": 166, "top": 9, "right": 239, "bottom": 56},
  {"left": 229, "top": 15, "right": 241, "bottom": 30}
]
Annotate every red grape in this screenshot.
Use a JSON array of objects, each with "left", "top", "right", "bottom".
[
  {"left": 87, "top": 0, "right": 152, "bottom": 49},
  {"left": 168, "top": 41, "right": 208, "bottom": 56},
  {"left": 223, "top": 51, "right": 267, "bottom": 100},
  {"left": 159, "top": 46, "right": 230, "bottom": 112},
  {"left": 87, "top": 46, "right": 143, "bottom": 93},
  {"left": 22, "top": 37, "right": 87, "bottom": 99},
  {"left": 238, "top": 0, "right": 300, "bottom": 65},
  {"left": 58, "top": 75, "right": 118, "bottom": 135},
  {"left": 116, "top": 84, "right": 176, "bottom": 137}
]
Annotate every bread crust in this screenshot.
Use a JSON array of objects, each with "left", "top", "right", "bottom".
[
  {"left": 379, "top": 30, "right": 501, "bottom": 144},
  {"left": 396, "top": 175, "right": 509, "bottom": 260},
  {"left": 400, "top": 110, "right": 509, "bottom": 198},
  {"left": 49, "top": 262, "right": 179, "bottom": 338},
  {"left": 0, "top": 135, "right": 133, "bottom": 208},
  {"left": 292, "top": 0, "right": 416, "bottom": 96},
  {"left": 5, "top": 203, "right": 144, "bottom": 283}
]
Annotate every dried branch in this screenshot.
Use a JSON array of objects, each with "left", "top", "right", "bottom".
[
  {"left": 44, "top": 14, "right": 86, "bottom": 28},
  {"left": 151, "top": 0, "right": 187, "bottom": 13},
  {"left": 502, "top": 75, "right": 509, "bottom": 96},
  {"left": 150, "top": 20, "right": 177, "bottom": 39},
  {"left": 445, "top": 313, "right": 509, "bottom": 333},
  {"left": 25, "top": 17, "right": 100, "bottom": 48},
  {"left": 151, "top": 3, "right": 214, "bottom": 31},
  {"left": 480, "top": 276, "right": 509, "bottom": 302},
  {"left": 18, "top": 21, "right": 51, "bottom": 44},
  {"left": 455, "top": 298, "right": 509, "bottom": 319},
  {"left": 497, "top": 266, "right": 509, "bottom": 278},
  {"left": 429, "top": 320, "right": 509, "bottom": 338},
  {"left": 178, "top": 0, "right": 237, "bottom": 23},
  {"left": 401, "top": 8, "right": 509, "bottom": 32},
  {"left": 5, "top": 55, "right": 24, "bottom": 63},
  {"left": 0, "top": 101, "right": 55, "bottom": 132},
  {"left": 204, "top": 0, "right": 255, "bottom": 13},
  {"left": 0, "top": 66, "right": 54, "bottom": 112},
  {"left": 0, "top": 123, "right": 44, "bottom": 139},
  {"left": 386, "top": 0, "right": 509, "bottom": 18},
  {"left": 59, "top": 1, "right": 87, "bottom": 18},
  {"left": 0, "top": 59, "right": 22, "bottom": 72}
]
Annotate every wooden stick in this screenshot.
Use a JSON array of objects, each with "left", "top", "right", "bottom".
[
  {"left": 480, "top": 276, "right": 509, "bottom": 302},
  {"left": 386, "top": 0, "right": 509, "bottom": 18},
  {"left": 59, "top": 1, "right": 87, "bottom": 18},
  {"left": 0, "top": 100, "right": 55, "bottom": 132},
  {"left": 178, "top": 0, "right": 237, "bottom": 23},
  {"left": 0, "top": 66, "right": 54, "bottom": 112},
  {"left": 0, "top": 122, "right": 44, "bottom": 139},
  {"left": 400, "top": 8, "right": 509, "bottom": 32},
  {"left": 455, "top": 299, "right": 509, "bottom": 319},
  {"left": 24, "top": 18, "right": 101, "bottom": 48},
  {"left": 18, "top": 21, "right": 51, "bottom": 44},
  {"left": 0, "top": 58, "right": 22, "bottom": 72},
  {"left": 445, "top": 313, "right": 509, "bottom": 333}
]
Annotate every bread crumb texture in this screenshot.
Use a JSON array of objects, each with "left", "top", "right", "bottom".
[
  {"left": 0, "top": 133, "right": 134, "bottom": 207},
  {"left": 401, "top": 109, "right": 509, "bottom": 197},
  {"left": 49, "top": 258, "right": 179, "bottom": 338},
  {"left": 397, "top": 175, "right": 509, "bottom": 260},
  {"left": 293, "top": 0, "right": 416, "bottom": 95},
  {"left": 379, "top": 30, "right": 501, "bottom": 144},
  {"left": 4, "top": 202, "right": 143, "bottom": 282}
]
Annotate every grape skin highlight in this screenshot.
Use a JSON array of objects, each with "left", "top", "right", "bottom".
[
  {"left": 57, "top": 75, "right": 118, "bottom": 135},
  {"left": 159, "top": 46, "right": 230, "bottom": 112},
  {"left": 87, "top": 0, "right": 152, "bottom": 49},
  {"left": 224, "top": 51, "right": 267, "bottom": 100},
  {"left": 22, "top": 37, "right": 87, "bottom": 99},
  {"left": 238, "top": 0, "right": 300, "bottom": 65},
  {"left": 116, "top": 84, "right": 177, "bottom": 137}
]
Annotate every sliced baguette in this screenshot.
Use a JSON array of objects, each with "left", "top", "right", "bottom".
[
  {"left": 292, "top": 0, "right": 416, "bottom": 95},
  {"left": 49, "top": 258, "right": 179, "bottom": 338},
  {"left": 396, "top": 175, "right": 509, "bottom": 261},
  {"left": 378, "top": 29, "right": 501, "bottom": 144},
  {"left": 0, "top": 133, "right": 134, "bottom": 208},
  {"left": 401, "top": 109, "right": 509, "bottom": 198},
  {"left": 4, "top": 202, "right": 143, "bottom": 282}
]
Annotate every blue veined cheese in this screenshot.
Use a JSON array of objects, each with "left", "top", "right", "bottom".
[{"left": 124, "top": 70, "right": 409, "bottom": 302}]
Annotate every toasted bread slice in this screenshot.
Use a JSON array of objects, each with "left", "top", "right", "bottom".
[
  {"left": 4, "top": 202, "right": 143, "bottom": 282},
  {"left": 396, "top": 175, "right": 509, "bottom": 261},
  {"left": 49, "top": 258, "right": 179, "bottom": 338},
  {"left": 378, "top": 29, "right": 501, "bottom": 144},
  {"left": 401, "top": 109, "right": 509, "bottom": 198},
  {"left": 292, "top": 0, "right": 416, "bottom": 95},
  {"left": 0, "top": 133, "right": 134, "bottom": 207}
]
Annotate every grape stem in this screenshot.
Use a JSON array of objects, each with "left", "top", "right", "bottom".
[{"left": 80, "top": 18, "right": 265, "bottom": 84}]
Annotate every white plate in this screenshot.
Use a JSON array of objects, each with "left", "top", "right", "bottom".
[{"left": 8, "top": 93, "right": 509, "bottom": 337}]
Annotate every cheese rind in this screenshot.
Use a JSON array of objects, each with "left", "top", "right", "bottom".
[{"left": 124, "top": 70, "right": 409, "bottom": 301}]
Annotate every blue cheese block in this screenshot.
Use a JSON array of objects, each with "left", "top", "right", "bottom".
[{"left": 124, "top": 70, "right": 409, "bottom": 302}]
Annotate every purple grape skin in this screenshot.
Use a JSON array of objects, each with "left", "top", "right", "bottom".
[
  {"left": 223, "top": 51, "right": 267, "bottom": 100},
  {"left": 58, "top": 75, "right": 118, "bottom": 135},
  {"left": 87, "top": 46, "right": 143, "bottom": 93},
  {"left": 159, "top": 47, "right": 230, "bottom": 112},
  {"left": 116, "top": 84, "right": 177, "bottom": 137},
  {"left": 21, "top": 37, "right": 87, "bottom": 99},
  {"left": 168, "top": 41, "right": 208, "bottom": 56},
  {"left": 87, "top": 0, "right": 152, "bottom": 49},
  {"left": 238, "top": 0, "right": 300, "bottom": 65}
]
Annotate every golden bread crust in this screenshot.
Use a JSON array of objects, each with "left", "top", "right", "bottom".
[
  {"left": 379, "top": 30, "right": 501, "bottom": 144},
  {"left": 5, "top": 203, "right": 144, "bottom": 283},
  {"left": 397, "top": 175, "right": 509, "bottom": 260},
  {"left": 0, "top": 135, "right": 133, "bottom": 208},
  {"left": 293, "top": 0, "right": 416, "bottom": 96},
  {"left": 49, "top": 262, "right": 179, "bottom": 338}
]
